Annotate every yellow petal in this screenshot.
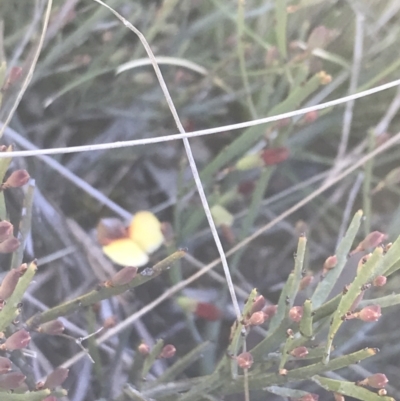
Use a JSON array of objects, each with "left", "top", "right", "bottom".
[
  {"left": 103, "top": 238, "right": 149, "bottom": 267},
  {"left": 128, "top": 211, "right": 164, "bottom": 254}
]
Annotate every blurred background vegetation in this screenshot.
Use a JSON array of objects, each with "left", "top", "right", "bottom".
[{"left": 1, "top": 0, "right": 400, "bottom": 400}]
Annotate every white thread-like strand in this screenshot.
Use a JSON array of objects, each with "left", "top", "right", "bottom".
[{"left": 2, "top": 77, "right": 400, "bottom": 158}]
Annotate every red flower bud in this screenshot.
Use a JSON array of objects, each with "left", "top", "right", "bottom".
[
  {"left": 352, "top": 231, "right": 387, "bottom": 255},
  {"left": 357, "top": 373, "right": 388, "bottom": 389},
  {"left": 0, "top": 372, "right": 26, "bottom": 390},
  {"left": 0, "top": 221, "right": 13, "bottom": 242},
  {"left": 237, "top": 352, "right": 253, "bottom": 369},
  {"left": 138, "top": 342, "right": 150, "bottom": 355},
  {"left": 0, "top": 269, "right": 20, "bottom": 300},
  {"left": 261, "top": 147, "right": 289, "bottom": 166},
  {"left": 299, "top": 275, "right": 314, "bottom": 290},
  {"left": 44, "top": 367, "right": 69, "bottom": 389},
  {"left": 196, "top": 302, "right": 222, "bottom": 321},
  {"left": 159, "top": 344, "right": 176, "bottom": 359},
  {"left": 322, "top": 255, "right": 337, "bottom": 275},
  {"left": 38, "top": 320, "right": 65, "bottom": 335},
  {"left": 105, "top": 266, "right": 137, "bottom": 287},
  {"left": 0, "top": 356, "right": 11, "bottom": 374},
  {"left": 373, "top": 275, "right": 387, "bottom": 287},
  {"left": 251, "top": 295, "right": 266, "bottom": 313},
  {"left": 0, "top": 237, "right": 20, "bottom": 253},
  {"left": 247, "top": 311, "right": 266, "bottom": 326},
  {"left": 289, "top": 306, "right": 303, "bottom": 322},
  {"left": 2, "top": 329, "right": 31, "bottom": 351},
  {"left": 3, "top": 170, "right": 30, "bottom": 188},
  {"left": 357, "top": 305, "right": 381, "bottom": 322},
  {"left": 290, "top": 346, "right": 309, "bottom": 358}
]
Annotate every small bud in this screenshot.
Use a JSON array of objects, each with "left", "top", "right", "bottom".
[
  {"left": 247, "top": 311, "right": 266, "bottom": 326},
  {"left": 138, "top": 342, "right": 150, "bottom": 355},
  {"left": 105, "top": 266, "right": 138, "bottom": 287},
  {"left": 3, "top": 170, "right": 30, "bottom": 188},
  {"left": 357, "top": 305, "right": 382, "bottom": 322},
  {"left": 38, "top": 320, "right": 65, "bottom": 335},
  {"left": 261, "top": 147, "right": 289, "bottom": 165},
  {"left": 0, "top": 372, "right": 26, "bottom": 390},
  {"left": 322, "top": 255, "right": 337, "bottom": 275},
  {"left": 2, "top": 329, "right": 31, "bottom": 351},
  {"left": 289, "top": 306, "right": 303, "bottom": 322},
  {"left": 263, "top": 304, "right": 277, "bottom": 318},
  {"left": 352, "top": 231, "right": 387, "bottom": 255},
  {"left": 378, "top": 389, "right": 388, "bottom": 396},
  {"left": 279, "top": 368, "right": 287, "bottom": 376},
  {"left": 0, "top": 237, "right": 20, "bottom": 253},
  {"left": 251, "top": 295, "right": 266, "bottom": 313},
  {"left": 0, "top": 221, "right": 13, "bottom": 242},
  {"left": 317, "top": 71, "right": 332, "bottom": 85},
  {"left": 44, "top": 367, "right": 69, "bottom": 389},
  {"left": 195, "top": 302, "right": 222, "bottom": 321},
  {"left": 237, "top": 352, "right": 253, "bottom": 369},
  {"left": 0, "top": 269, "right": 20, "bottom": 300},
  {"left": 16, "top": 263, "right": 28, "bottom": 275},
  {"left": 159, "top": 344, "right": 176, "bottom": 359},
  {"left": 357, "top": 373, "right": 388, "bottom": 389},
  {"left": 0, "top": 356, "right": 11, "bottom": 374},
  {"left": 290, "top": 346, "right": 309, "bottom": 358},
  {"left": 299, "top": 275, "right": 314, "bottom": 290},
  {"left": 373, "top": 275, "right": 387, "bottom": 287}
]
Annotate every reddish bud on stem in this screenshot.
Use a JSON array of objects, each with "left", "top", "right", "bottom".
[
  {"left": 2, "top": 329, "right": 31, "bottom": 351},
  {"left": 357, "top": 373, "right": 388, "bottom": 389},
  {"left": 3, "top": 170, "right": 30, "bottom": 188},
  {"left": 44, "top": 367, "right": 69, "bottom": 389},
  {"left": 290, "top": 346, "right": 309, "bottom": 358},
  {"left": 0, "top": 237, "right": 20, "bottom": 253},
  {"left": 247, "top": 311, "right": 266, "bottom": 326},
  {"left": 0, "top": 221, "right": 13, "bottom": 242},
  {"left": 0, "top": 372, "right": 26, "bottom": 390},
  {"left": 251, "top": 295, "right": 266, "bottom": 313},
  {"left": 373, "top": 275, "right": 387, "bottom": 287},
  {"left": 106, "top": 266, "right": 138, "bottom": 287},
  {"left": 289, "top": 306, "right": 303, "bottom": 322},
  {"left": 0, "top": 269, "right": 20, "bottom": 300},
  {"left": 351, "top": 231, "right": 387, "bottom": 255},
  {"left": 38, "top": 320, "right": 65, "bottom": 335},
  {"left": 261, "top": 147, "right": 289, "bottom": 165},
  {"left": 138, "top": 342, "right": 150, "bottom": 355},
  {"left": 0, "top": 357, "right": 11, "bottom": 374},
  {"left": 159, "top": 344, "right": 176, "bottom": 359},
  {"left": 237, "top": 352, "right": 253, "bottom": 369}
]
